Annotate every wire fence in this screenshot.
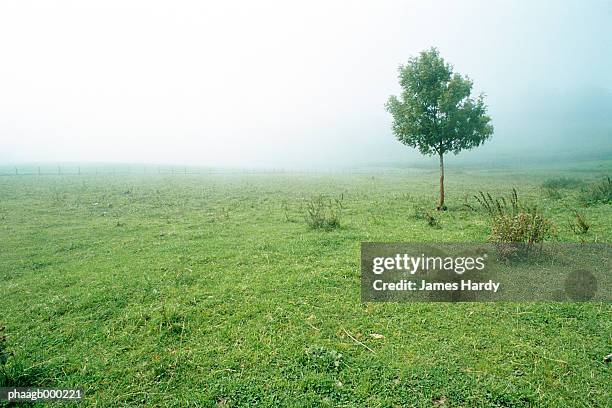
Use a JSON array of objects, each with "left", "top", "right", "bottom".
[{"left": 0, "top": 165, "right": 424, "bottom": 177}]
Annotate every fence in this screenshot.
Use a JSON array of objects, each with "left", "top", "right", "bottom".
[{"left": 0, "top": 165, "right": 420, "bottom": 177}]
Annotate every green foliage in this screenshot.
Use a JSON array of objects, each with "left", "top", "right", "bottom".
[
  {"left": 578, "top": 176, "right": 612, "bottom": 206},
  {"left": 386, "top": 48, "right": 493, "bottom": 157},
  {"left": 301, "top": 346, "right": 344, "bottom": 372},
  {"left": 386, "top": 48, "right": 493, "bottom": 208},
  {"left": 304, "top": 194, "right": 343, "bottom": 230}
]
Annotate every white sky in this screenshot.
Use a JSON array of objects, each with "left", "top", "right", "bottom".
[{"left": 1, "top": 0, "right": 610, "bottom": 167}]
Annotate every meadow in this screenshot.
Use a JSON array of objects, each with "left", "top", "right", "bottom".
[{"left": 0, "top": 161, "right": 610, "bottom": 407}]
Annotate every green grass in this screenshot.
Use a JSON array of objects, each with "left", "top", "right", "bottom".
[{"left": 0, "top": 164, "right": 610, "bottom": 407}]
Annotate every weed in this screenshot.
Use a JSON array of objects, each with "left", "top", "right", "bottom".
[
  {"left": 301, "top": 346, "right": 344, "bottom": 372},
  {"left": 304, "top": 194, "right": 342, "bottom": 230},
  {"left": 569, "top": 209, "right": 590, "bottom": 235},
  {"left": 489, "top": 206, "right": 554, "bottom": 253},
  {"left": 473, "top": 189, "right": 519, "bottom": 218},
  {"left": 414, "top": 206, "right": 441, "bottom": 228},
  {"left": 472, "top": 189, "right": 554, "bottom": 258}
]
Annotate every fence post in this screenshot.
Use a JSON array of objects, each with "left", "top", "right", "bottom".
[
  {"left": 58, "top": 166, "right": 61, "bottom": 175},
  {"left": 38, "top": 166, "right": 41, "bottom": 175},
  {"left": 15, "top": 167, "right": 18, "bottom": 175}
]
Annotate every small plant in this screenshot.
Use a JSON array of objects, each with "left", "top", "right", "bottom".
[
  {"left": 569, "top": 209, "right": 590, "bottom": 235},
  {"left": 414, "top": 206, "right": 440, "bottom": 228},
  {"left": 301, "top": 346, "right": 344, "bottom": 372},
  {"left": 489, "top": 205, "right": 554, "bottom": 246},
  {"left": 304, "top": 194, "right": 342, "bottom": 230},
  {"left": 424, "top": 212, "right": 440, "bottom": 228},
  {"left": 472, "top": 189, "right": 554, "bottom": 258},
  {"left": 578, "top": 176, "right": 611, "bottom": 206}
]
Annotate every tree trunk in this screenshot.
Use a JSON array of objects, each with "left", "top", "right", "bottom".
[{"left": 438, "top": 152, "right": 445, "bottom": 210}]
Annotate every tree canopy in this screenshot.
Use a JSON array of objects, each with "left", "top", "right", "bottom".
[{"left": 386, "top": 48, "right": 493, "bottom": 157}]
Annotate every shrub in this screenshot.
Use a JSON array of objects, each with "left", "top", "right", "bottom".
[
  {"left": 304, "top": 194, "right": 343, "bottom": 230},
  {"left": 578, "top": 177, "right": 611, "bottom": 206},
  {"left": 489, "top": 206, "right": 554, "bottom": 248},
  {"left": 473, "top": 189, "right": 554, "bottom": 258}
]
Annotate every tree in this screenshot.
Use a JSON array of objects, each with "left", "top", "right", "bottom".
[{"left": 386, "top": 48, "right": 493, "bottom": 210}]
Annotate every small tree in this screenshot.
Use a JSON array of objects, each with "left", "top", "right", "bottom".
[{"left": 386, "top": 48, "right": 493, "bottom": 210}]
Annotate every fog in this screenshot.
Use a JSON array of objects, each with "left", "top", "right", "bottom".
[{"left": 1, "top": 0, "right": 610, "bottom": 168}]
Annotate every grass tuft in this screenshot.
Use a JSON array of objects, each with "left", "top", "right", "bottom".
[
  {"left": 578, "top": 176, "right": 612, "bottom": 206},
  {"left": 304, "top": 194, "right": 343, "bottom": 230}
]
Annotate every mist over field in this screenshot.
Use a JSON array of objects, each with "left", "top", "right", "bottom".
[
  {"left": 0, "top": 0, "right": 610, "bottom": 168},
  {"left": 1, "top": 3, "right": 611, "bottom": 405}
]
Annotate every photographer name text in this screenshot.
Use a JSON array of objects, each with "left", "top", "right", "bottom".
[{"left": 372, "top": 279, "right": 500, "bottom": 293}]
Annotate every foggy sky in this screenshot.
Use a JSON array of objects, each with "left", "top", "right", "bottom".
[{"left": 1, "top": 0, "right": 610, "bottom": 168}]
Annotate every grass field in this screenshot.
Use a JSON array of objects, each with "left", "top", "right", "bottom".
[{"left": 0, "top": 162, "right": 610, "bottom": 407}]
